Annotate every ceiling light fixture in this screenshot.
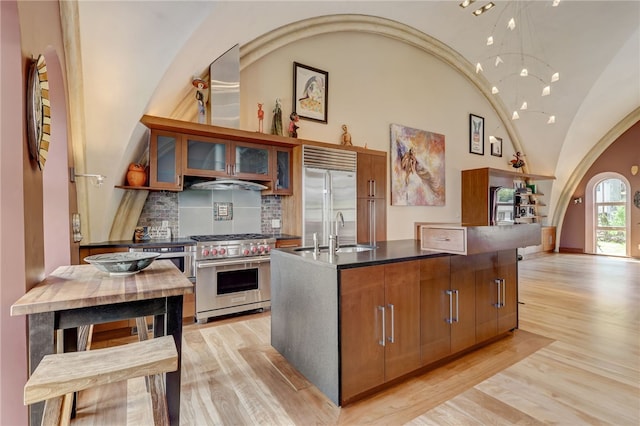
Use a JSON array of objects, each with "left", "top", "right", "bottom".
[{"left": 473, "top": 1, "right": 561, "bottom": 125}]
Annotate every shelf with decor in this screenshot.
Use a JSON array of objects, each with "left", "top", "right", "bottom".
[{"left": 462, "top": 167, "right": 555, "bottom": 227}]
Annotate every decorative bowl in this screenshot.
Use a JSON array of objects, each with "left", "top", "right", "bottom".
[{"left": 84, "top": 252, "right": 161, "bottom": 276}]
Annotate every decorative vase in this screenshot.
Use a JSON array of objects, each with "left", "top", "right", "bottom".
[{"left": 126, "top": 163, "right": 147, "bottom": 187}]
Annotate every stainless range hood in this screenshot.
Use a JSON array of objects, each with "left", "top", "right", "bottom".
[{"left": 190, "top": 179, "right": 268, "bottom": 191}]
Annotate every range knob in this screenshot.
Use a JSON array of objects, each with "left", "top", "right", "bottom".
[
  {"left": 210, "top": 248, "right": 218, "bottom": 256},
  {"left": 201, "top": 248, "right": 210, "bottom": 257},
  {"left": 219, "top": 248, "right": 226, "bottom": 255},
  {"left": 265, "top": 246, "right": 271, "bottom": 253},
  {"left": 258, "top": 246, "right": 265, "bottom": 253},
  {"left": 243, "top": 248, "right": 250, "bottom": 256}
]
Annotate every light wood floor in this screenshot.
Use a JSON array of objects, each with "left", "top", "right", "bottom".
[{"left": 77, "top": 253, "right": 640, "bottom": 425}]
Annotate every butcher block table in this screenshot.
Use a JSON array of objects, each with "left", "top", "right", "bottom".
[{"left": 10, "top": 260, "right": 193, "bottom": 426}]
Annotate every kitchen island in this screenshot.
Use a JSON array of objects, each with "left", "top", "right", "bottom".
[{"left": 271, "top": 236, "right": 530, "bottom": 406}]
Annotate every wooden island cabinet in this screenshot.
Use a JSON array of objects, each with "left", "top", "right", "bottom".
[
  {"left": 340, "top": 261, "right": 420, "bottom": 401},
  {"left": 271, "top": 239, "right": 525, "bottom": 406}
]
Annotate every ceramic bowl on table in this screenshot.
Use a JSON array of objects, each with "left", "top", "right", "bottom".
[{"left": 83, "top": 252, "right": 161, "bottom": 276}]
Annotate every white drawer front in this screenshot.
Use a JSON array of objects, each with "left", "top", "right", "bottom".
[{"left": 420, "top": 226, "right": 467, "bottom": 255}]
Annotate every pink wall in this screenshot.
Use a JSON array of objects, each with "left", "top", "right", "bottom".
[
  {"left": 1, "top": 1, "right": 71, "bottom": 423},
  {"left": 559, "top": 121, "right": 640, "bottom": 258},
  {"left": 42, "top": 49, "right": 71, "bottom": 275},
  {"left": 1, "top": 2, "right": 29, "bottom": 424}
]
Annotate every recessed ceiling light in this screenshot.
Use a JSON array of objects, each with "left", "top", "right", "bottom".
[
  {"left": 472, "top": 2, "right": 495, "bottom": 16},
  {"left": 460, "top": 0, "right": 476, "bottom": 9}
]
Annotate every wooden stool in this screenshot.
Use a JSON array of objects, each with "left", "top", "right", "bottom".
[{"left": 24, "top": 335, "right": 178, "bottom": 426}]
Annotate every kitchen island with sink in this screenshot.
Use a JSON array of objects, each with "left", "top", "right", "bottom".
[{"left": 271, "top": 227, "right": 539, "bottom": 406}]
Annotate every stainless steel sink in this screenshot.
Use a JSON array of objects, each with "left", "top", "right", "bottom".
[
  {"left": 336, "top": 245, "right": 376, "bottom": 253},
  {"left": 293, "top": 244, "right": 376, "bottom": 253}
]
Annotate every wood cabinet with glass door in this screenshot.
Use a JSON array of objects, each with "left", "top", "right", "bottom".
[
  {"left": 182, "top": 136, "right": 272, "bottom": 181},
  {"left": 148, "top": 130, "right": 183, "bottom": 190}
]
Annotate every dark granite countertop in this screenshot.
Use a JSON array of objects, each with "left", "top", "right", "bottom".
[
  {"left": 81, "top": 234, "right": 302, "bottom": 249},
  {"left": 80, "top": 238, "right": 197, "bottom": 249},
  {"left": 273, "top": 239, "right": 451, "bottom": 269}
]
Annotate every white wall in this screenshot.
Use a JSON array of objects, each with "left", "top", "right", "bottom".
[{"left": 241, "top": 31, "right": 514, "bottom": 240}]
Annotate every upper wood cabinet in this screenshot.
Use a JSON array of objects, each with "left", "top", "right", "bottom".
[
  {"left": 357, "top": 152, "right": 386, "bottom": 199},
  {"left": 149, "top": 130, "right": 183, "bottom": 190},
  {"left": 182, "top": 135, "right": 271, "bottom": 180},
  {"left": 125, "top": 116, "right": 297, "bottom": 194},
  {"left": 356, "top": 152, "right": 387, "bottom": 244}
]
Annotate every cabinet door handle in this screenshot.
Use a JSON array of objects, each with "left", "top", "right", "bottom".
[
  {"left": 371, "top": 200, "right": 376, "bottom": 244},
  {"left": 501, "top": 279, "right": 506, "bottom": 308},
  {"left": 454, "top": 289, "right": 459, "bottom": 323},
  {"left": 494, "top": 279, "right": 501, "bottom": 308},
  {"left": 379, "top": 305, "right": 386, "bottom": 346},
  {"left": 371, "top": 179, "right": 376, "bottom": 198},
  {"left": 388, "top": 303, "right": 395, "bottom": 343}
]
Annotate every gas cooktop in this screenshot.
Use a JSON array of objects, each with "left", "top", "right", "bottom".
[{"left": 190, "top": 233, "right": 274, "bottom": 243}]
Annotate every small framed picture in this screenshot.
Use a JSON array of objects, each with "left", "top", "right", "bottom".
[
  {"left": 469, "top": 114, "right": 484, "bottom": 155},
  {"left": 293, "top": 62, "right": 328, "bottom": 123},
  {"left": 491, "top": 137, "right": 503, "bottom": 157}
]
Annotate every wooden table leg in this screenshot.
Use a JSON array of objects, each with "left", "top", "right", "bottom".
[
  {"left": 164, "top": 295, "right": 183, "bottom": 426},
  {"left": 28, "top": 312, "right": 55, "bottom": 426}
]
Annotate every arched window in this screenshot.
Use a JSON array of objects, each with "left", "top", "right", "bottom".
[{"left": 585, "top": 172, "right": 631, "bottom": 257}]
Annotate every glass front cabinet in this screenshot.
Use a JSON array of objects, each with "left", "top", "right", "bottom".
[
  {"left": 149, "top": 130, "right": 183, "bottom": 190},
  {"left": 182, "top": 136, "right": 271, "bottom": 181}
]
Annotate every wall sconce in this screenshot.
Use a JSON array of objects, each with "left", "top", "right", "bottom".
[
  {"left": 69, "top": 167, "right": 106, "bottom": 186},
  {"left": 573, "top": 197, "right": 583, "bottom": 204},
  {"left": 632, "top": 165, "right": 638, "bottom": 176}
]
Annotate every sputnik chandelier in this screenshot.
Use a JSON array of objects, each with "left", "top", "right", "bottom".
[{"left": 463, "top": 0, "right": 561, "bottom": 130}]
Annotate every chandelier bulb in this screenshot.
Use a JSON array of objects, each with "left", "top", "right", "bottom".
[
  {"left": 551, "top": 72, "right": 560, "bottom": 82},
  {"left": 520, "top": 101, "right": 528, "bottom": 110},
  {"left": 476, "top": 62, "right": 484, "bottom": 73},
  {"left": 512, "top": 111, "right": 520, "bottom": 120},
  {"left": 495, "top": 56, "right": 503, "bottom": 67},
  {"left": 547, "top": 115, "right": 556, "bottom": 124},
  {"left": 542, "top": 85, "right": 551, "bottom": 96},
  {"left": 520, "top": 68, "right": 528, "bottom": 77},
  {"left": 491, "top": 86, "right": 499, "bottom": 94},
  {"left": 487, "top": 36, "right": 494, "bottom": 46},
  {"left": 507, "top": 18, "right": 516, "bottom": 30}
]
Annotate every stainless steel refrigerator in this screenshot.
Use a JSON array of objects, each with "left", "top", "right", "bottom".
[{"left": 302, "top": 146, "right": 357, "bottom": 246}]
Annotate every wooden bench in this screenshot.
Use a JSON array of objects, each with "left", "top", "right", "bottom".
[{"left": 24, "top": 335, "right": 178, "bottom": 426}]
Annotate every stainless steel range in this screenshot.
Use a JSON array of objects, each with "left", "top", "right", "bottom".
[{"left": 191, "top": 233, "right": 276, "bottom": 323}]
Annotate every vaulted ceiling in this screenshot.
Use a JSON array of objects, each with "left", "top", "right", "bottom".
[{"left": 69, "top": 0, "right": 639, "bottom": 237}]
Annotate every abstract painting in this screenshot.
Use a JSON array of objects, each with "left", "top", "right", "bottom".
[{"left": 390, "top": 124, "right": 445, "bottom": 206}]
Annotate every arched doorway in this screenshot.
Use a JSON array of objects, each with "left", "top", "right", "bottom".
[{"left": 585, "top": 172, "right": 631, "bottom": 256}]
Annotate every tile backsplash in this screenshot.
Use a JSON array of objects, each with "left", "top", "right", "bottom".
[{"left": 136, "top": 189, "right": 282, "bottom": 237}]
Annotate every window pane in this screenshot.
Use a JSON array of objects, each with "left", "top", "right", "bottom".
[
  {"left": 595, "top": 179, "right": 625, "bottom": 202},
  {"left": 597, "top": 205, "right": 625, "bottom": 227},
  {"left": 595, "top": 230, "right": 626, "bottom": 256}
]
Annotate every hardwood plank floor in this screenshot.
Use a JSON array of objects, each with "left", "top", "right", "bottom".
[{"left": 76, "top": 253, "right": 640, "bottom": 425}]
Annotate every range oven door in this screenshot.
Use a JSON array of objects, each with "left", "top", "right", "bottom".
[{"left": 195, "top": 257, "right": 270, "bottom": 321}]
